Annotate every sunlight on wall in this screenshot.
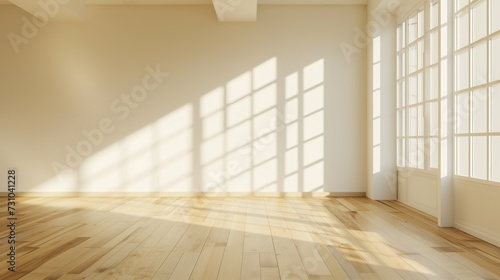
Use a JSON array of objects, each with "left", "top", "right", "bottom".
[
  {"left": 79, "top": 104, "right": 194, "bottom": 192},
  {"left": 34, "top": 58, "right": 326, "bottom": 193},
  {"left": 202, "top": 58, "right": 325, "bottom": 193}
]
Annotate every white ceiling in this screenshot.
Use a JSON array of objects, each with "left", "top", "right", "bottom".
[{"left": 0, "top": 0, "right": 367, "bottom": 5}]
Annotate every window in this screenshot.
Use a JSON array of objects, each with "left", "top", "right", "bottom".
[
  {"left": 454, "top": 0, "right": 500, "bottom": 182},
  {"left": 397, "top": 3, "right": 440, "bottom": 171}
]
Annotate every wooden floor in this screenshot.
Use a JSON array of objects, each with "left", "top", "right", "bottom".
[{"left": 1, "top": 196, "right": 499, "bottom": 280}]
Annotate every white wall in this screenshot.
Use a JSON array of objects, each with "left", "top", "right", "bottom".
[
  {"left": 397, "top": 170, "right": 438, "bottom": 217},
  {"left": 0, "top": 5, "right": 367, "bottom": 194},
  {"left": 366, "top": 0, "right": 397, "bottom": 200},
  {"left": 454, "top": 178, "right": 500, "bottom": 247}
]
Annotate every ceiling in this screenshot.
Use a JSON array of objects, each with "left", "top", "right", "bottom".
[{"left": 2, "top": 0, "right": 367, "bottom": 22}]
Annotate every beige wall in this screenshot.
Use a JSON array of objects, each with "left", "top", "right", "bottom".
[{"left": 0, "top": 5, "right": 367, "bottom": 193}]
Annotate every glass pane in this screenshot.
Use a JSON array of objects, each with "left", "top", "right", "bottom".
[
  {"left": 441, "top": 0, "right": 448, "bottom": 25},
  {"left": 418, "top": 138, "right": 425, "bottom": 169},
  {"left": 427, "top": 66, "right": 439, "bottom": 100},
  {"left": 492, "top": 136, "right": 500, "bottom": 182},
  {"left": 398, "top": 80, "right": 405, "bottom": 108},
  {"left": 397, "top": 110, "right": 405, "bottom": 137},
  {"left": 397, "top": 23, "right": 405, "bottom": 51},
  {"left": 429, "top": 101, "right": 439, "bottom": 136},
  {"left": 397, "top": 138, "right": 405, "bottom": 167},
  {"left": 418, "top": 105, "right": 424, "bottom": 137},
  {"left": 456, "top": 10, "right": 469, "bottom": 49},
  {"left": 472, "top": 0, "right": 487, "bottom": 42},
  {"left": 418, "top": 10, "right": 424, "bottom": 38},
  {"left": 456, "top": 0, "right": 468, "bottom": 12},
  {"left": 456, "top": 136, "right": 469, "bottom": 176},
  {"left": 430, "top": 31, "right": 439, "bottom": 65},
  {"left": 455, "top": 50, "right": 469, "bottom": 91},
  {"left": 398, "top": 52, "right": 405, "bottom": 79},
  {"left": 409, "top": 75, "right": 418, "bottom": 105},
  {"left": 409, "top": 139, "right": 418, "bottom": 168},
  {"left": 417, "top": 73, "right": 423, "bottom": 103},
  {"left": 492, "top": 36, "right": 500, "bottom": 82},
  {"left": 410, "top": 107, "right": 418, "bottom": 136},
  {"left": 418, "top": 40, "right": 424, "bottom": 70},
  {"left": 492, "top": 85, "right": 500, "bottom": 132},
  {"left": 409, "top": 44, "right": 418, "bottom": 73},
  {"left": 409, "top": 14, "right": 419, "bottom": 43},
  {"left": 430, "top": 0, "right": 439, "bottom": 29},
  {"left": 456, "top": 92, "right": 470, "bottom": 134},
  {"left": 472, "top": 88, "right": 488, "bottom": 133},
  {"left": 430, "top": 138, "right": 439, "bottom": 169},
  {"left": 472, "top": 42, "right": 487, "bottom": 86},
  {"left": 472, "top": 136, "right": 487, "bottom": 180},
  {"left": 441, "top": 25, "right": 448, "bottom": 58},
  {"left": 493, "top": 0, "right": 500, "bottom": 34}
]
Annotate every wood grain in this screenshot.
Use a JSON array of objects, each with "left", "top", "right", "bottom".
[{"left": 0, "top": 196, "right": 498, "bottom": 279}]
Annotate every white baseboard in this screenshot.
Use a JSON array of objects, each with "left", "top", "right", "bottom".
[
  {"left": 0, "top": 191, "right": 365, "bottom": 198},
  {"left": 455, "top": 221, "right": 500, "bottom": 248}
]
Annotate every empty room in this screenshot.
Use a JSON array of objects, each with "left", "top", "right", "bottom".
[{"left": 0, "top": 0, "right": 499, "bottom": 279}]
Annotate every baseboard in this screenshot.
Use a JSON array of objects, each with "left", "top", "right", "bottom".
[
  {"left": 329, "top": 192, "right": 366, "bottom": 197},
  {"left": 0, "top": 191, "right": 366, "bottom": 198},
  {"left": 455, "top": 221, "right": 500, "bottom": 248}
]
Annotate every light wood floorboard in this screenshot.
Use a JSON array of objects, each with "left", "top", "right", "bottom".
[{"left": 0, "top": 196, "right": 498, "bottom": 279}]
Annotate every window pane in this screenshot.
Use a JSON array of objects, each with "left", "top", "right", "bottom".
[
  {"left": 441, "top": 0, "right": 448, "bottom": 25},
  {"left": 441, "top": 25, "right": 448, "bottom": 58},
  {"left": 429, "top": 101, "right": 439, "bottom": 136},
  {"left": 409, "top": 138, "right": 418, "bottom": 168},
  {"left": 456, "top": 10, "right": 469, "bottom": 49},
  {"left": 410, "top": 107, "right": 418, "bottom": 136},
  {"left": 471, "top": 0, "right": 487, "bottom": 42},
  {"left": 417, "top": 10, "right": 424, "bottom": 38},
  {"left": 456, "top": 0, "right": 468, "bottom": 12},
  {"left": 397, "top": 138, "right": 405, "bottom": 167},
  {"left": 398, "top": 52, "right": 406, "bottom": 79},
  {"left": 430, "top": 31, "right": 439, "bottom": 65},
  {"left": 455, "top": 50, "right": 469, "bottom": 91},
  {"left": 472, "top": 88, "right": 488, "bottom": 133},
  {"left": 398, "top": 80, "right": 405, "bottom": 108},
  {"left": 456, "top": 92, "right": 470, "bottom": 134},
  {"left": 427, "top": 66, "right": 439, "bottom": 100},
  {"left": 409, "top": 75, "right": 418, "bottom": 105},
  {"left": 430, "top": 0, "right": 439, "bottom": 29},
  {"left": 397, "top": 24, "right": 405, "bottom": 51},
  {"left": 418, "top": 72, "right": 423, "bottom": 103},
  {"left": 491, "top": 36, "right": 500, "bottom": 82},
  {"left": 409, "top": 14, "right": 419, "bottom": 43},
  {"left": 472, "top": 42, "right": 487, "bottom": 86},
  {"left": 493, "top": 0, "right": 500, "bottom": 34},
  {"left": 472, "top": 136, "right": 487, "bottom": 180},
  {"left": 397, "top": 110, "right": 405, "bottom": 137},
  {"left": 418, "top": 105, "right": 424, "bottom": 137},
  {"left": 492, "top": 136, "right": 500, "bottom": 182},
  {"left": 492, "top": 85, "right": 500, "bottom": 132},
  {"left": 409, "top": 44, "right": 418, "bottom": 73},
  {"left": 430, "top": 138, "right": 439, "bottom": 169},
  {"left": 456, "top": 136, "right": 470, "bottom": 176},
  {"left": 418, "top": 138, "right": 425, "bottom": 169},
  {"left": 418, "top": 40, "right": 424, "bottom": 70}
]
